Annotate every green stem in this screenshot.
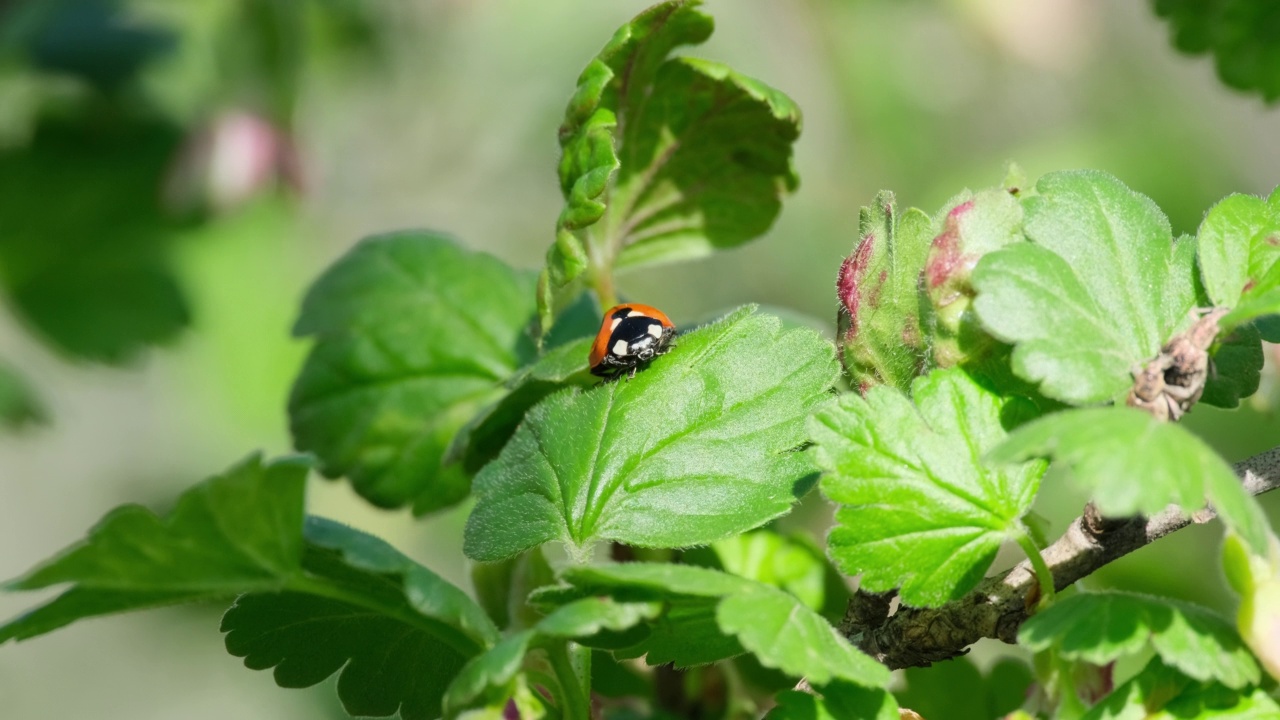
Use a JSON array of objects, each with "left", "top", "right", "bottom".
[
  {"left": 1016, "top": 529, "right": 1056, "bottom": 610},
  {"left": 547, "top": 640, "right": 592, "bottom": 720}
]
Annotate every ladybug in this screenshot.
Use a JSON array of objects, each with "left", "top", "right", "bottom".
[{"left": 589, "top": 303, "right": 677, "bottom": 379}]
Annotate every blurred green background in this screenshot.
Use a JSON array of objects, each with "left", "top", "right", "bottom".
[{"left": 0, "top": 0, "right": 1278, "bottom": 717}]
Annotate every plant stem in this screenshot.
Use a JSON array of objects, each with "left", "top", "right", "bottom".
[
  {"left": 1016, "top": 529, "right": 1055, "bottom": 610},
  {"left": 547, "top": 640, "right": 592, "bottom": 720}
]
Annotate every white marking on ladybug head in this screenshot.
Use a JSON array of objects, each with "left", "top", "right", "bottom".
[
  {"left": 627, "top": 309, "right": 645, "bottom": 318},
  {"left": 611, "top": 339, "right": 630, "bottom": 356},
  {"left": 610, "top": 317, "right": 622, "bottom": 331},
  {"left": 647, "top": 323, "right": 663, "bottom": 338}
]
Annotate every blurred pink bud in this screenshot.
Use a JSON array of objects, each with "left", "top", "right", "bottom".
[{"left": 165, "top": 110, "right": 302, "bottom": 213}]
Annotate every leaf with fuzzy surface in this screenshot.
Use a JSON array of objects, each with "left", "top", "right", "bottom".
[
  {"left": 991, "top": 407, "right": 1270, "bottom": 554},
  {"left": 972, "top": 170, "right": 1197, "bottom": 405},
  {"left": 812, "top": 368, "right": 1045, "bottom": 607},
  {"left": 541, "top": 0, "right": 800, "bottom": 331},
  {"left": 222, "top": 517, "right": 498, "bottom": 720},
  {"left": 1196, "top": 191, "right": 1280, "bottom": 340},
  {"left": 1019, "top": 591, "right": 1259, "bottom": 689},
  {"left": 290, "top": 232, "right": 536, "bottom": 515},
  {"left": 836, "top": 192, "right": 935, "bottom": 393},
  {"left": 464, "top": 307, "right": 837, "bottom": 561},
  {"left": 0, "top": 454, "right": 307, "bottom": 643}
]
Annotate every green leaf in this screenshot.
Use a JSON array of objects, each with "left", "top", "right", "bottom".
[
  {"left": 717, "top": 584, "right": 886, "bottom": 686},
  {"left": 692, "top": 529, "right": 850, "bottom": 620},
  {"left": 289, "top": 232, "right": 536, "bottom": 515},
  {"left": 443, "top": 631, "right": 536, "bottom": 718},
  {"left": 1154, "top": 0, "right": 1280, "bottom": 102},
  {"left": 894, "top": 657, "right": 1033, "bottom": 720},
  {"left": 991, "top": 407, "right": 1270, "bottom": 554},
  {"left": 554, "top": 563, "right": 889, "bottom": 687},
  {"left": 0, "top": 360, "right": 45, "bottom": 429},
  {"left": 1084, "top": 657, "right": 1279, "bottom": 720},
  {"left": 767, "top": 682, "right": 899, "bottom": 720},
  {"left": 445, "top": 336, "right": 595, "bottom": 474},
  {"left": 223, "top": 517, "right": 498, "bottom": 720},
  {"left": 1201, "top": 323, "right": 1264, "bottom": 409},
  {"left": 972, "top": 170, "right": 1196, "bottom": 405},
  {"left": 836, "top": 191, "right": 935, "bottom": 393},
  {"left": 542, "top": 0, "right": 800, "bottom": 329},
  {"left": 812, "top": 368, "right": 1046, "bottom": 606},
  {"left": 0, "top": 114, "right": 189, "bottom": 362},
  {"left": 1019, "top": 591, "right": 1259, "bottom": 689},
  {"left": 1196, "top": 193, "right": 1280, "bottom": 307},
  {"left": 923, "top": 187, "right": 1025, "bottom": 368},
  {"left": 443, "top": 597, "right": 659, "bottom": 718},
  {"left": 0, "top": 454, "right": 307, "bottom": 643},
  {"left": 464, "top": 307, "right": 837, "bottom": 561}
]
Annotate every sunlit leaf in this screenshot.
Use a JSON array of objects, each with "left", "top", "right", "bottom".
[
  {"left": 541, "top": 0, "right": 800, "bottom": 331},
  {"left": 465, "top": 307, "right": 837, "bottom": 561},
  {"left": 812, "top": 368, "right": 1045, "bottom": 606},
  {"left": 991, "top": 407, "right": 1269, "bottom": 554},
  {"left": 836, "top": 191, "right": 934, "bottom": 393},
  {"left": 972, "top": 170, "right": 1196, "bottom": 405}
]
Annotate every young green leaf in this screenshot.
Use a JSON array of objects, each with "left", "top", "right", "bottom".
[
  {"left": 811, "top": 368, "right": 1046, "bottom": 607},
  {"left": 1083, "top": 656, "right": 1279, "bottom": 720},
  {"left": 542, "top": 0, "right": 800, "bottom": 329},
  {"left": 0, "top": 453, "right": 307, "bottom": 643},
  {"left": 223, "top": 517, "right": 498, "bottom": 720},
  {"left": 1018, "top": 591, "right": 1259, "bottom": 689},
  {"left": 923, "top": 187, "right": 1024, "bottom": 368},
  {"left": 1196, "top": 194, "right": 1280, "bottom": 307},
  {"left": 554, "top": 562, "right": 889, "bottom": 686},
  {"left": 991, "top": 407, "right": 1270, "bottom": 554},
  {"left": 0, "top": 360, "right": 45, "bottom": 429},
  {"left": 972, "top": 170, "right": 1196, "bottom": 405},
  {"left": 443, "top": 597, "right": 658, "bottom": 718},
  {"left": 767, "top": 682, "right": 900, "bottom": 720},
  {"left": 1154, "top": 0, "right": 1280, "bottom": 102},
  {"left": 837, "top": 191, "right": 935, "bottom": 393},
  {"left": 290, "top": 232, "right": 536, "bottom": 515},
  {"left": 464, "top": 307, "right": 838, "bottom": 562}
]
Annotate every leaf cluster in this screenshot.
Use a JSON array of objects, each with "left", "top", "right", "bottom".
[{"left": 5, "top": 3, "right": 1280, "bottom": 720}]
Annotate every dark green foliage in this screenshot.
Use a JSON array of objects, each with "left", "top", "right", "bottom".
[
  {"left": 1155, "top": 0, "right": 1280, "bottom": 101},
  {"left": 289, "top": 232, "right": 537, "bottom": 514},
  {"left": 0, "top": 115, "right": 190, "bottom": 363}
]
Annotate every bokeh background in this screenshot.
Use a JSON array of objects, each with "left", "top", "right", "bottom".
[{"left": 0, "top": 0, "right": 1278, "bottom": 718}]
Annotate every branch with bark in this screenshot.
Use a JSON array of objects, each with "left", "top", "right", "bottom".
[{"left": 842, "top": 445, "right": 1280, "bottom": 669}]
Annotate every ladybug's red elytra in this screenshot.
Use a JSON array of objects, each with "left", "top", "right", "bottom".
[{"left": 589, "top": 303, "right": 677, "bottom": 380}]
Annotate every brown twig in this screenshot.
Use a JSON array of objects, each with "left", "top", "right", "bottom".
[{"left": 844, "top": 445, "right": 1280, "bottom": 669}]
